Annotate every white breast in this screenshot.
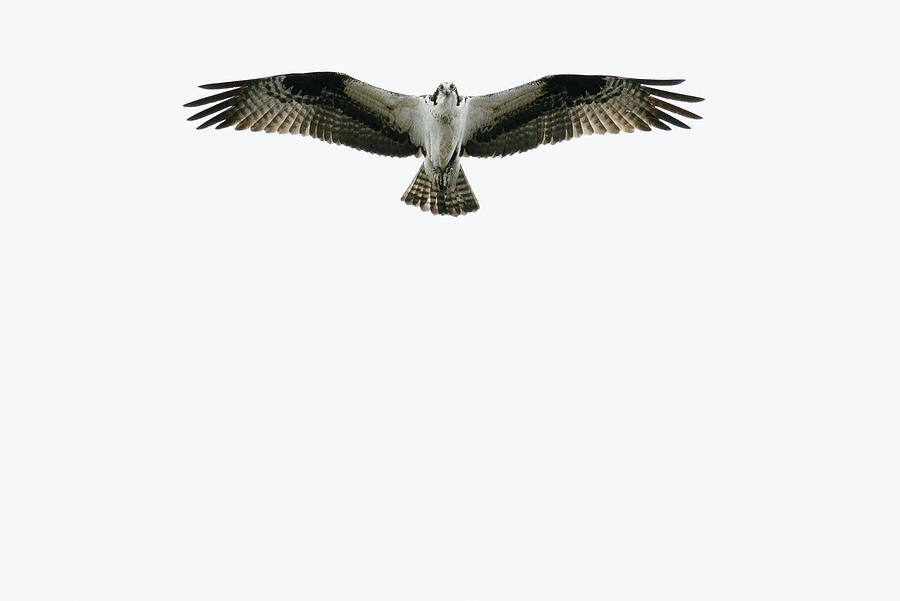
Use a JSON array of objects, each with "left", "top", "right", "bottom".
[{"left": 424, "top": 96, "right": 466, "bottom": 168}]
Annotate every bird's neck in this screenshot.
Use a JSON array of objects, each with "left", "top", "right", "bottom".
[{"left": 432, "top": 95, "right": 459, "bottom": 122}]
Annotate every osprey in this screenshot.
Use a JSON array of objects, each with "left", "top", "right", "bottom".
[{"left": 185, "top": 72, "right": 702, "bottom": 216}]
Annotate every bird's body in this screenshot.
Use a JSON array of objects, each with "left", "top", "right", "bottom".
[
  {"left": 428, "top": 95, "right": 460, "bottom": 162},
  {"left": 185, "top": 72, "right": 703, "bottom": 216},
  {"left": 423, "top": 84, "right": 465, "bottom": 195}
]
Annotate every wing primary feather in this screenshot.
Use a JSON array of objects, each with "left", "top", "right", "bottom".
[
  {"left": 631, "top": 112, "right": 653, "bottom": 131},
  {"left": 196, "top": 113, "right": 231, "bottom": 130},
  {"left": 630, "top": 78, "right": 685, "bottom": 86},
  {"left": 644, "top": 113, "right": 672, "bottom": 131},
  {"left": 184, "top": 89, "right": 241, "bottom": 108},
  {"left": 199, "top": 79, "right": 260, "bottom": 90},
  {"left": 655, "top": 111, "right": 690, "bottom": 129},
  {"left": 187, "top": 99, "right": 235, "bottom": 121},
  {"left": 643, "top": 87, "right": 704, "bottom": 103},
  {"left": 648, "top": 97, "right": 703, "bottom": 120}
]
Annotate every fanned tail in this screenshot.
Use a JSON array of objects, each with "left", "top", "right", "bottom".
[{"left": 401, "top": 164, "right": 480, "bottom": 216}]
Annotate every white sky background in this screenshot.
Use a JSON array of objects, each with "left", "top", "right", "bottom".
[{"left": 1, "top": 1, "right": 898, "bottom": 599}]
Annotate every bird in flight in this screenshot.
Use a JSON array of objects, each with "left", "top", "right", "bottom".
[{"left": 185, "top": 72, "right": 703, "bottom": 216}]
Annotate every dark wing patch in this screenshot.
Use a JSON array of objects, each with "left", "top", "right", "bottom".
[
  {"left": 462, "top": 75, "right": 703, "bottom": 158},
  {"left": 184, "top": 72, "right": 420, "bottom": 157}
]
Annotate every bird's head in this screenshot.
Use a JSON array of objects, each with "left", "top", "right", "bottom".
[{"left": 431, "top": 82, "right": 460, "bottom": 105}]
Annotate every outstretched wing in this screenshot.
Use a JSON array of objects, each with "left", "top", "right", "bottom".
[
  {"left": 184, "top": 72, "right": 427, "bottom": 157},
  {"left": 462, "top": 75, "right": 703, "bottom": 157}
]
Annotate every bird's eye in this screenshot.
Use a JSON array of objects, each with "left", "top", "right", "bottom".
[{"left": 450, "top": 84, "right": 456, "bottom": 90}]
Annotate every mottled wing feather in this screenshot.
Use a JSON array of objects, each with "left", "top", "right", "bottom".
[
  {"left": 185, "top": 72, "right": 426, "bottom": 157},
  {"left": 462, "top": 75, "right": 703, "bottom": 157}
]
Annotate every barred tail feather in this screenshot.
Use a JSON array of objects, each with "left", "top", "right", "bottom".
[
  {"left": 401, "top": 163, "right": 433, "bottom": 212},
  {"left": 450, "top": 168, "right": 479, "bottom": 216},
  {"left": 401, "top": 164, "right": 480, "bottom": 217}
]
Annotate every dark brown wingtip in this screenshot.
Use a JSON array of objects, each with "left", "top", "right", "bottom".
[
  {"left": 649, "top": 98, "right": 703, "bottom": 120},
  {"left": 193, "top": 112, "right": 230, "bottom": 129},
  {"left": 656, "top": 112, "right": 691, "bottom": 129},
  {"left": 184, "top": 89, "right": 241, "bottom": 109},
  {"left": 644, "top": 86, "right": 705, "bottom": 103},
  {"left": 198, "top": 78, "right": 258, "bottom": 90},
  {"left": 186, "top": 99, "right": 234, "bottom": 122},
  {"left": 631, "top": 78, "right": 686, "bottom": 86}
]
